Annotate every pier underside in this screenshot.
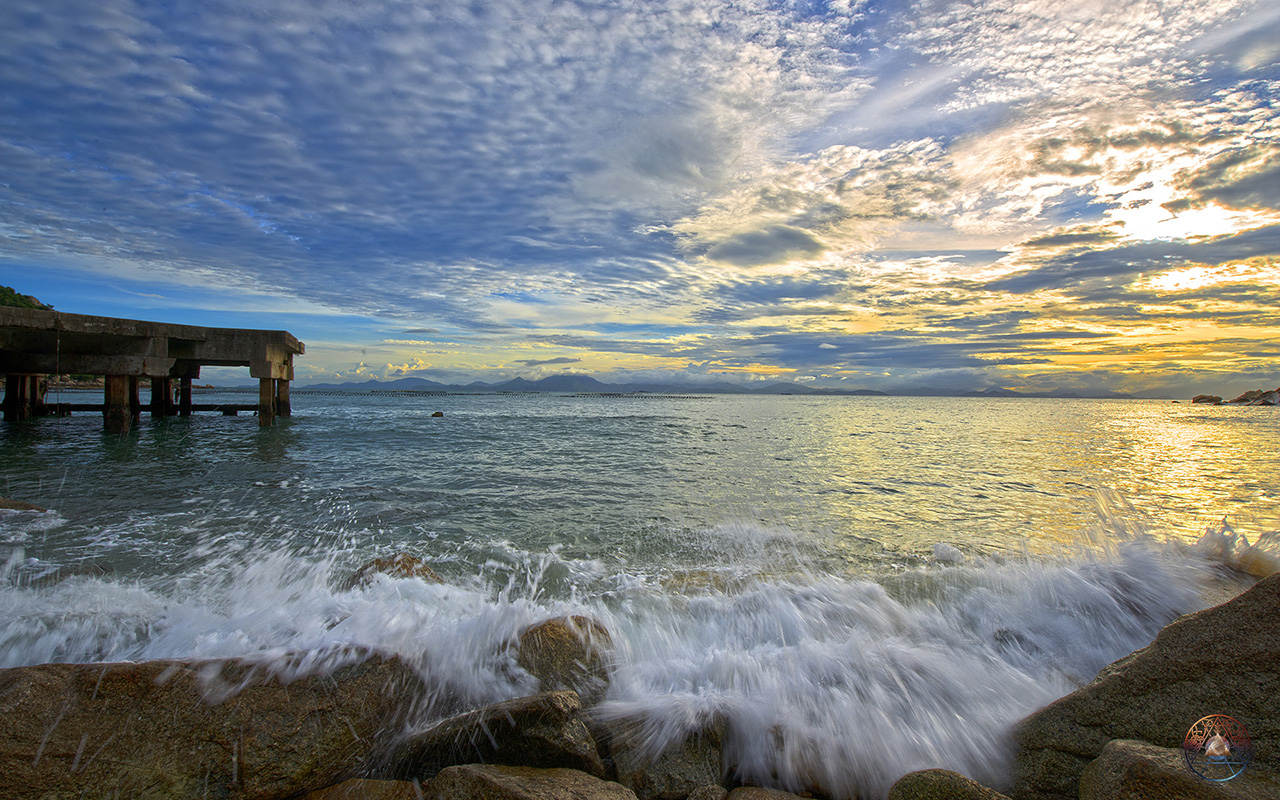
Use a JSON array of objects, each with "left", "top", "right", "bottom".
[{"left": 0, "top": 308, "right": 304, "bottom": 431}]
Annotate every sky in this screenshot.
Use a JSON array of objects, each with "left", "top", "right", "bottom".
[{"left": 2, "top": 0, "right": 1278, "bottom": 395}]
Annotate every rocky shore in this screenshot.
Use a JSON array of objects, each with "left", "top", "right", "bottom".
[
  {"left": 0, "top": 554, "right": 1275, "bottom": 800},
  {"left": 1191, "top": 386, "right": 1280, "bottom": 406}
]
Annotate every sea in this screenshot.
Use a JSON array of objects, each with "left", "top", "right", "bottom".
[{"left": 2, "top": 391, "right": 1277, "bottom": 797}]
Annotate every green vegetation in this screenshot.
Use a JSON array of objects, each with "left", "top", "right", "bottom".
[{"left": 0, "top": 285, "right": 52, "bottom": 310}]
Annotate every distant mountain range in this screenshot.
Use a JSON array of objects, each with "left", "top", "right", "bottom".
[{"left": 292, "top": 374, "right": 1145, "bottom": 399}]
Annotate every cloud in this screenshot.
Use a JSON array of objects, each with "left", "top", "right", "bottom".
[{"left": 514, "top": 356, "right": 582, "bottom": 367}]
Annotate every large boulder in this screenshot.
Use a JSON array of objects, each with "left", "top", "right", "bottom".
[
  {"left": 423, "top": 764, "right": 637, "bottom": 800},
  {"left": 724, "top": 788, "right": 809, "bottom": 799},
  {"left": 343, "top": 552, "right": 444, "bottom": 590},
  {"left": 605, "top": 715, "right": 726, "bottom": 800},
  {"left": 1191, "top": 395, "right": 1223, "bottom": 404},
  {"left": 392, "top": 690, "right": 606, "bottom": 779},
  {"left": 888, "top": 769, "right": 1012, "bottom": 799},
  {"left": 1078, "top": 739, "right": 1280, "bottom": 800},
  {"left": 0, "top": 654, "right": 420, "bottom": 800},
  {"left": 515, "top": 615, "right": 613, "bottom": 707},
  {"left": 1012, "top": 573, "right": 1280, "bottom": 800}
]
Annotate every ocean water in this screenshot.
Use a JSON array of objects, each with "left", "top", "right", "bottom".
[{"left": 1, "top": 393, "right": 1277, "bottom": 797}]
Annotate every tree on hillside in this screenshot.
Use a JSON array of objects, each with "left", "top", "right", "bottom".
[{"left": 0, "top": 285, "right": 52, "bottom": 310}]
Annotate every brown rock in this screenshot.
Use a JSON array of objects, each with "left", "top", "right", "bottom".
[
  {"left": 1078, "top": 739, "right": 1280, "bottom": 800},
  {"left": 300, "top": 778, "right": 425, "bottom": 799},
  {"left": 393, "top": 690, "right": 605, "bottom": 779},
  {"left": 423, "top": 764, "right": 637, "bottom": 800},
  {"left": 1191, "top": 395, "right": 1223, "bottom": 404},
  {"left": 889, "top": 768, "right": 1012, "bottom": 799},
  {"left": 605, "top": 715, "right": 726, "bottom": 800},
  {"left": 686, "top": 787, "right": 729, "bottom": 800},
  {"left": 725, "top": 788, "right": 808, "bottom": 799},
  {"left": 0, "top": 497, "right": 45, "bottom": 511},
  {"left": 516, "top": 616, "right": 613, "bottom": 707},
  {"left": 1012, "top": 574, "right": 1280, "bottom": 800},
  {"left": 344, "top": 552, "right": 444, "bottom": 590},
  {"left": 0, "top": 654, "right": 420, "bottom": 800}
]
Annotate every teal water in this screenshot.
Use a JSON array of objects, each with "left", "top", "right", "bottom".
[{"left": 1, "top": 393, "right": 1276, "bottom": 797}]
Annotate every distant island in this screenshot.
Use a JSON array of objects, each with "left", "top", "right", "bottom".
[{"left": 293, "top": 373, "right": 1148, "bottom": 399}]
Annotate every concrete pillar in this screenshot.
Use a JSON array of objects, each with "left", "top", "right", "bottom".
[
  {"left": 275, "top": 379, "right": 291, "bottom": 417},
  {"left": 4, "top": 374, "right": 47, "bottom": 421},
  {"left": 150, "top": 377, "right": 173, "bottom": 417},
  {"left": 128, "top": 376, "right": 141, "bottom": 421},
  {"left": 258, "top": 377, "right": 276, "bottom": 427},
  {"left": 104, "top": 375, "right": 132, "bottom": 433},
  {"left": 179, "top": 377, "right": 192, "bottom": 416},
  {"left": 3, "top": 374, "right": 22, "bottom": 421}
]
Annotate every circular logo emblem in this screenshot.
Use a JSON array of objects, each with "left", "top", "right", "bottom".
[{"left": 1183, "top": 715, "right": 1253, "bottom": 782}]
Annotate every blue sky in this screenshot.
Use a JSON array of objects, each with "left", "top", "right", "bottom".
[{"left": 2, "top": 0, "right": 1278, "bottom": 394}]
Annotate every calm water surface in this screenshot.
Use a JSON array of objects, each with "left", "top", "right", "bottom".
[{"left": 1, "top": 394, "right": 1275, "bottom": 797}]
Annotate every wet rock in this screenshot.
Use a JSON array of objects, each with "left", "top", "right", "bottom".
[
  {"left": 1078, "top": 739, "right": 1280, "bottom": 800},
  {"left": 516, "top": 615, "right": 613, "bottom": 707},
  {"left": 431, "top": 411, "right": 444, "bottom": 417},
  {"left": 1191, "top": 395, "right": 1223, "bottom": 404},
  {"left": 300, "top": 778, "right": 424, "bottom": 799},
  {"left": 889, "top": 768, "right": 1012, "bottom": 799},
  {"left": 0, "top": 654, "right": 420, "bottom": 800},
  {"left": 423, "top": 764, "right": 637, "bottom": 800},
  {"left": 725, "top": 788, "right": 808, "bottom": 799},
  {"left": 1012, "top": 573, "right": 1280, "bottom": 800},
  {"left": 0, "top": 497, "right": 45, "bottom": 511},
  {"left": 686, "top": 786, "right": 729, "bottom": 800},
  {"left": 393, "top": 690, "right": 606, "bottom": 779},
  {"left": 1227, "top": 390, "right": 1264, "bottom": 404},
  {"left": 605, "top": 715, "right": 726, "bottom": 800},
  {"left": 343, "top": 552, "right": 444, "bottom": 590}
]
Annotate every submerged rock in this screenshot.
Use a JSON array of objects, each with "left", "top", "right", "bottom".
[
  {"left": 889, "top": 768, "right": 1011, "bottom": 799},
  {"left": 0, "top": 497, "right": 45, "bottom": 511},
  {"left": 343, "top": 552, "right": 444, "bottom": 590},
  {"left": 1012, "top": 573, "right": 1280, "bottom": 800},
  {"left": 424, "top": 764, "right": 637, "bottom": 800},
  {"left": 0, "top": 654, "right": 420, "bottom": 800},
  {"left": 1078, "top": 739, "right": 1280, "bottom": 800},
  {"left": 392, "top": 690, "right": 606, "bottom": 779},
  {"left": 516, "top": 615, "right": 613, "bottom": 707}
]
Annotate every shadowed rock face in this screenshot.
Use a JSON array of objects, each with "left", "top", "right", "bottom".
[
  {"left": 0, "top": 654, "right": 421, "bottom": 800},
  {"left": 1012, "top": 573, "right": 1280, "bottom": 800},
  {"left": 392, "top": 690, "right": 606, "bottom": 780},
  {"left": 424, "top": 764, "right": 639, "bottom": 800}
]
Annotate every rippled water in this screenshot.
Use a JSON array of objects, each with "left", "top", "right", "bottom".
[{"left": 1, "top": 393, "right": 1276, "bottom": 797}]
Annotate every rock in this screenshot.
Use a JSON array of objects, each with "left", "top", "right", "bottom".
[
  {"left": 1012, "top": 573, "right": 1280, "bottom": 800},
  {"left": 0, "top": 654, "right": 420, "bottom": 800},
  {"left": 343, "top": 552, "right": 444, "bottom": 590},
  {"left": 0, "top": 497, "right": 45, "bottom": 511},
  {"left": 516, "top": 616, "right": 613, "bottom": 707},
  {"left": 605, "top": 715, "right": 726, "bottom": 800},
  {"left": 686, "top": 787, "right": 729, "bottom": 800},
  {"left": 725, "top": 788, "right": 808, "bottom": 799},
  {"left": 300, "top": 778, "right": 425, "bottom": 799},
  {"left": 1227, "top": 390, "right": 1264, "bottom": 404},
  {"left": 889, "top": 768, "right": 1012, "bottom": 799},
  {"left": 431, "top": 411, "right": 444, "bottom": 417},
  {"left": 1191, "top": 395, "right": 1223, "bottom": 404},
  {"left": 423, "top": 764, "right": 637, "bottom": 800},
  {"left": 1078, "top": 739, "right": 1280, "bottom": 800},
  {"left": 392, "top": 690, "right": 605, "bottom": 779},
  {"left": 1247, "top": 390, "right": 1278, "bottom": 406}
]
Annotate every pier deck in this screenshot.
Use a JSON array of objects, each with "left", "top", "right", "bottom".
[{"left": 0, "top": 308, "right": 304, "bottom": 431}]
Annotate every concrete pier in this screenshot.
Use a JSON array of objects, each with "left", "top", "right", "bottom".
[{"left": 0, "top": 308, "right": 304, "bottom": 432}]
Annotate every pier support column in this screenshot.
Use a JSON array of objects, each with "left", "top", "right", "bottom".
[
  {"left": 104, "top": 375, "right": 132, "bottom": 433},
  {"left": 150, "top": 377, "right": 174, "bottom": 417},
  {"left": 4, "top": 374, "right": 48, "bottom": 421},
  {"left": 179, "top": 377, "right": 193, "bottom": 417},
  {"left": 258, "top": 378, "right": 276, "bottom": 427},
  {"left": 275, "top": 379, "right": 291, "bottom": 417}
]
